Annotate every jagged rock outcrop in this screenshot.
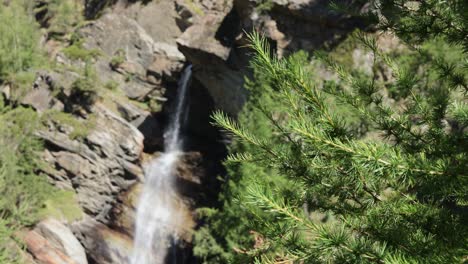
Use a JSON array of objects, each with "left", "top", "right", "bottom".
[
  {"left": 79, "top": 2, "right": 185, "bottom": 101},
  {"left": 176, "top": 0, "right": 248, "bottom": 115},
  {"left": 235, "top": 0, "right": 367, "bottom": 54},
  {"left": 38, "top": 103, "right": 144, "bottom": 221}
]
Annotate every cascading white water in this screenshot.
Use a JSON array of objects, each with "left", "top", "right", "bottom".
[{"left": 131, "top": 65, "right": 192, "bottom": 264}]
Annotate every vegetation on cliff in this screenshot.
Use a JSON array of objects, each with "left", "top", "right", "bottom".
[
  {"left": 0, "top": 1, "right": 89, "bottom": 262},
  {"left": 0, "top": 105, "right": 53, "bottom": 263},
  {"left": 195, "top": 1, "right": 467, "bottom": 263}
]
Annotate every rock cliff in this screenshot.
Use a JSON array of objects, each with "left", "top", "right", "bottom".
[{"left": 8, "top": 0, "right": 367, "bottom": 263}]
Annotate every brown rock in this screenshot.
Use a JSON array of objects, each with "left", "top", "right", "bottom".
[
  {"left": 24, "top": 230, "right": 77, "bottom": 264},
  {"left": 35, "top": 219, "right": 88, "bottom": 264}
]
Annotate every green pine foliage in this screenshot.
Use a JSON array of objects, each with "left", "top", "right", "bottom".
[
  {"left": 194, "top": 59, "right": 301, "bottom": 263},
  {"left": 0, "top": 1, "right": 85, "bottom": 261},
  {"left": 0, "top": 105, "right": 55, "bottom": 263},
  {"left": 376, "top": 0, "right": 468, "bottom": 50},
  {"left": 202, "top": 2, "right": 468, "bottom": 262},
  {"left": 35, "top": 0, "right": 84, "bottom": 36},
  {"left": 63, "top": 36, "right": 101, "bottom": 61},
  {"left": 0, "top": 1, "right": 44, "bottom": 81},
  {"left": 70, "top": 62, "right": 101, "bottom": 107}
]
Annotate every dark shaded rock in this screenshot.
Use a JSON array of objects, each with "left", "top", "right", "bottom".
[
  {"left": 235, "top": 0, "right": 368, "bottom": 55},
  {"left": 108, "top": 183, "right": 141, "bottom": 237},
  {"left": 72, "top": 217, "right": 132, "bottom": 264},
  {"left": 176, "top": 1, "right": 249, "bottom": 115}
]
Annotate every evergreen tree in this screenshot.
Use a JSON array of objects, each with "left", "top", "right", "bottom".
[{"left": 205, "top": 2, "right": 468, "bottom": 263}]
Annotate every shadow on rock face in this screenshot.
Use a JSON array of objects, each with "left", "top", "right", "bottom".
[
  {"left": 215, "top": 6, "right": 242, "bottom": 47},
  {"left": 137, "top": 113, "right": 165, "bottom": 153},
  {"left": 72, "top": 218, "right": 133, "bottom": 264}
]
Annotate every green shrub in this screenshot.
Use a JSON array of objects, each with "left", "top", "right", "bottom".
[
  {"left": 255, "top": 0, "right": 274, "bottom": 13},
  {"left": 70, "top": 63, "right": 100, "bottom": 107},
  {"left": 38, "top": 189, "right": 84, "bottom": 222},
  {"left": 109, "top": 49, "right": 126, "bottom": 69},
  {"left": 63, "top": 38, "right": 101, "bottom": 61},
  {"left": 41, "top": 110, "right": 96, "bottom": 140},
  {"left": 193, "top": 50, "right": 300, "bottom": 263},
  {"left": 104, "top": 80, "right": 119, "bottom": 91},
  {"left": 36, "top": 0, "right": 84, "bottom": 36}
]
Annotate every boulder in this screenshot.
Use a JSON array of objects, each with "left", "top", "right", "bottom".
[
  {"left": 20, "top": 73, "right": 65, "bottom": 112},
  {"left": 0, "top": 84, "right": 10, "bottom": 101},
  {"left": 23, "top": 228, "right": 81, "bottom": 264},
  {"left": 35, "top": 219, "right": 88, "bottom": 264},
  {"left": 21, "top": 85, "right": 53, "bottom": 112}
]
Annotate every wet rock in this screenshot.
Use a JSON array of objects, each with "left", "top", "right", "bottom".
[
  {"left": 108, "top": 183, "right": 141, "bottom": 236},
  {"left": 72, "top": 217, "right": 133, "bottom": 264},
  {"left": 108, "top": 152, "right": 202, "bottom": 243}
]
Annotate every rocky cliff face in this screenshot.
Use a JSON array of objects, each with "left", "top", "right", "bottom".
[{"left": 10, "top": 1, "right": 366, "bottom": 263}]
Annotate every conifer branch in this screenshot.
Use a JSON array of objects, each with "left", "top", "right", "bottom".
[{"left": 293, "top": 125, "right": 443, "bottom": 176}]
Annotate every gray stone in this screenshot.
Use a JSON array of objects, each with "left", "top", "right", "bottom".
[
  {"left": 79, "top": 6, "right": 185, "bottom": 101},
  {"left": 0, "top": 84, "right": 11, "bottom": 101},
  {"left": 38, "top": 103, "right": 144, "bottom": 221},
  {"left": 21, "top": 85, "right": 53, "bottom": 112}
]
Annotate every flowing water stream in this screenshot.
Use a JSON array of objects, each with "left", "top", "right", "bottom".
[{"left": 131, "top": 65, "right": 192, "bottom": 264}]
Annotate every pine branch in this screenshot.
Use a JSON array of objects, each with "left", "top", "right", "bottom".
[{"left": 292, "top": 124, "right": 443, "bottom": 176}]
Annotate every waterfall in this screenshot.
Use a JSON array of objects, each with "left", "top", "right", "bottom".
[{"left": 130, "top": 65, "right": 192, "bottom": 264}]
